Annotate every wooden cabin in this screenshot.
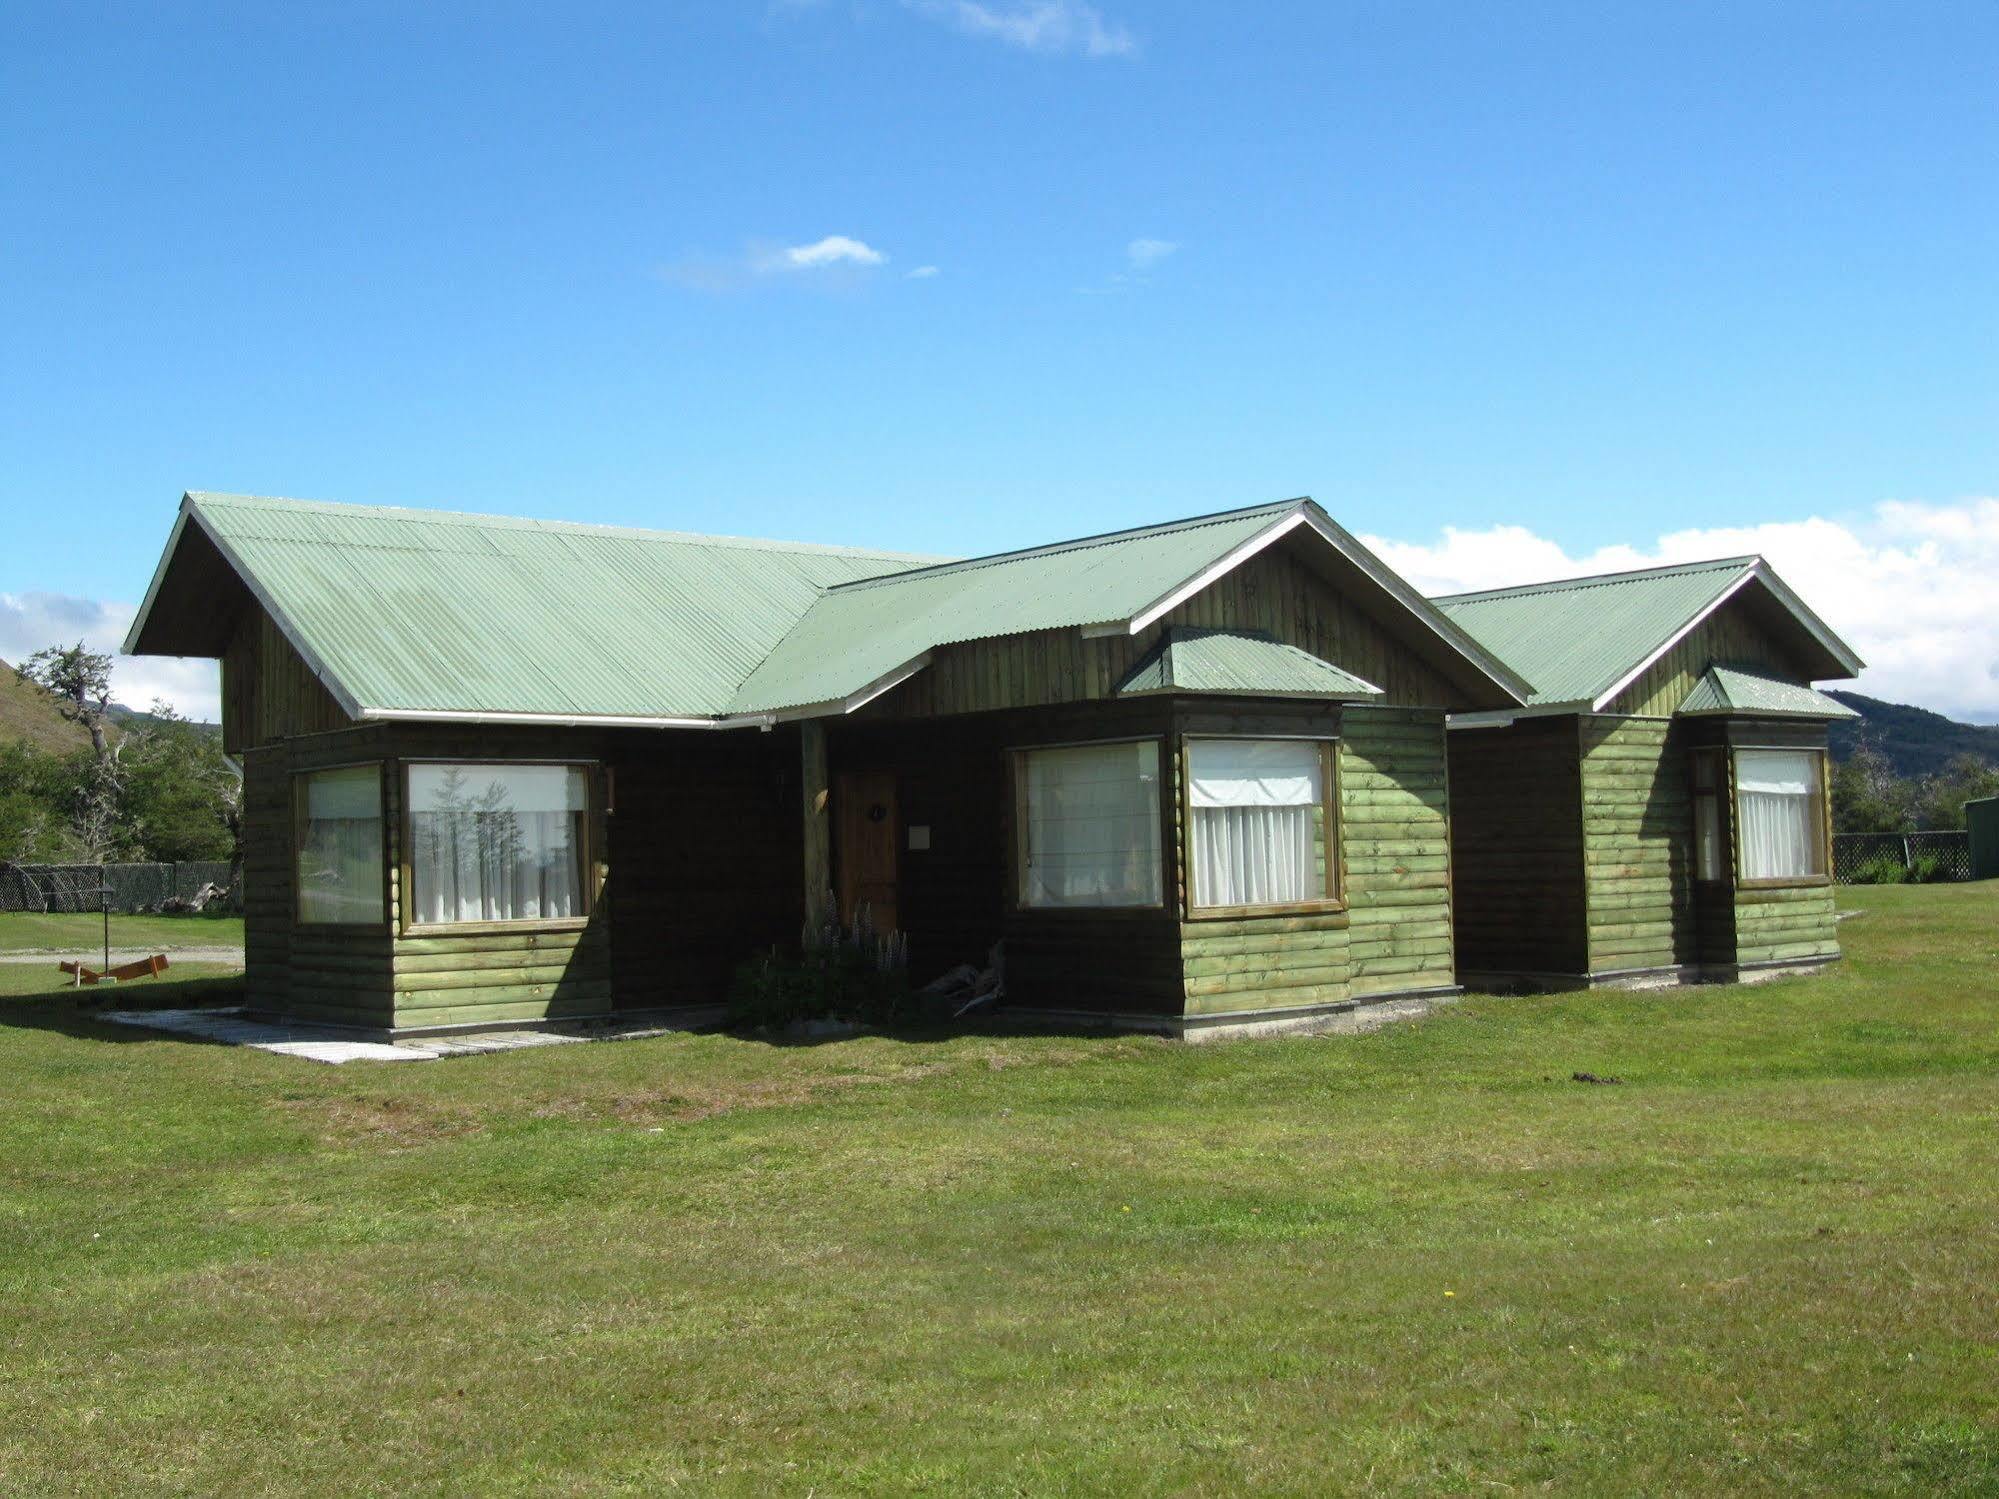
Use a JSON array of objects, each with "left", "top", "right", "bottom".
[
  {"left": 125, "top": 491, "right": 1532, "bottom": 1039},
  {"left": 1433, "top": 558, "right": 1864, "bottom": 988}
]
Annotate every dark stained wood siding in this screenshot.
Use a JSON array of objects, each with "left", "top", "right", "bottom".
[
  {"left": 1446, "top": 717, "right": 1588, "bottom": 978},
  {"left": 221, "top": 604, "right": 351, "bottom": 754},
  {"left": 832, "top": 698, "right": 1186, "bottom": 1018},
  {"left": 606, "top": 727, "right": 803, "bottom": 1014},
  {"left": 866, "top": 540, "right": 1476, "bottom": 720}
]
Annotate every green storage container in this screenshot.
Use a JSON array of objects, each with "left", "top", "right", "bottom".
[{"left": 1968, "top": 796, "right": 1999, "bottom": 880}]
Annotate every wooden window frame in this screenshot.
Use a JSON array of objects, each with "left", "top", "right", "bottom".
[
  {"left": 398, "top": 758, "right": 602, "bottom": 937},
  {"left": 1005, "top": 736, "right": 1169, "bottom": 918},
  {"left": 292, "top": 760, "right": 392, "bottom": 932},
  {"left": 1690, "top": 747, "right": 1729, "bottom": 886},
  {"left": 1730, "top": 745, "right": 1832, "bottom": 890},
  {"left": 1181, "top": 734, "right": 1345, "bottom": 921}
]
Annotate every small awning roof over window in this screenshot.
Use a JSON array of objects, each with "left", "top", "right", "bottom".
[
  {"left": 1677, "top": 664, "right": 1859, "bottom": 720},
  {"left": 1115, "top": 627, "right": 1383, "bottom": 701}
]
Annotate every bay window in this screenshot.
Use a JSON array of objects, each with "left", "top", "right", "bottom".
[
  {"left": 407, "top": 762, "right": 592, "bottom": 927},
  {"left": 296, "top": 764, "right": 385, "bottom": 925},
  {"left": 1187, "top": 738, "right": 1337, "bottom": 911},
  {"left": 1016, "top": 740, "right": 1163, "bottom": 909},
  {"left": 1734, "top": 748, "right": 1826, "bottom": 882}
]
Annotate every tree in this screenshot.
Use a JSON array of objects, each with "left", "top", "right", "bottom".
[
  {"left": 18, "top": 642, "right": 115, "bottom": 759},
  {"left": 1830, "top": 737, "right": 1915, "bottom": 834},
  {"left": 118, "top": 702, "right": 240, "bottom": 864}
]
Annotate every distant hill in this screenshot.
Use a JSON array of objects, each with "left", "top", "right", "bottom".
[
  {"left": 0, "top": 661, "right": 220, "bottom": 755},
  {"left": 0, "top": 658, "right": 97, "bottom": 754},
  {"left": 1827, "top": 691, "right": 1999, "bottom": 779},
  {"left": 104, "top": 702, "right": 222, "bottom": 738}
]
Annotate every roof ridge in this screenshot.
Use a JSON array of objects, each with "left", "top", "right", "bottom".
[
  {"left": 821, "top": 497, "right": 1307, "bottom": 594},
  {"left": 184, "top": 491, "right": 948, "bottom": 564},
  {"left": 1432, "top": 554, "right": 1758, "bottom": 605}
]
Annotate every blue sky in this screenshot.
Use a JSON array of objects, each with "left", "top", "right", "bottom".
[{"left": 3, "top": 1, "right": 1996, "bottom": 717}]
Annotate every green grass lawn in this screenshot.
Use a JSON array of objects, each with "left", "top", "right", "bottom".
[
  {"left": 0, "top": 909, "right": 244, "bottom": 953},
  {"left": 1, "top": 885, "right": 1995, "bottom": 1495}
]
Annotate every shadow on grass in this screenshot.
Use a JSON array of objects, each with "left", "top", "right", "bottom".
[{"left": 0, "top": 972, "right": 247, "bottom": 1045}]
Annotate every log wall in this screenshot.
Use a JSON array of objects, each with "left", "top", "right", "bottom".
[
  {"left": 1579, "top": 717, "right": 1698, "bottom": 975},
  {"left": 1446, "top": 716, "right": 1588, "bottom": 978}
]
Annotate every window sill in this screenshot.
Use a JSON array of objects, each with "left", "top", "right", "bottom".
[
  {"left": 294, "top": 920, "right": 392, "bottom": 934},
  {"left": 1187, "top": 899, "right": 1347, "bottom": 921},
  {"left": 1007, "top": 904, "right": 1169, "bottom": 920},
  {"left": 399, "top": 917, "right": 594, "bottom": 938},
  {"left": 1737, "top": 876, "right": 1832, "bottom": 890}
]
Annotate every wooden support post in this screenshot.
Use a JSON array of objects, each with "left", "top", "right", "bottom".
[{"left": 801, "top": 720, "right": 832, "bottom": 939}]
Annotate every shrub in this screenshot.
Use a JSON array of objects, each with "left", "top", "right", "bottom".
[
  {"left": 1907, "top": 852, "right": 1948, "bottom": 884},
  {"left": 727, "top": 908, "right": 912, "bottom": 1029},
  {"left": 1847, "top": 853, "right": 1910, "bottom": 885}
]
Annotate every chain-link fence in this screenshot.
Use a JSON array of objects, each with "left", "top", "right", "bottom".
[
  {"left": 1832, "top": 831, "right": 1972, "bottom": 885},
  {"left": 0, "top": 862, "right": 236, "bottom": 913}
]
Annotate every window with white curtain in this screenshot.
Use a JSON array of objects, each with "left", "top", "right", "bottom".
[
  {"left": 1735, "top": 748, "right": 1825, "bottom": 881},
  {"left": 408, "top": 762, "right": 592, "bottom": 926},
  {"left": 297, "top": 765, "right": 385, "bottom": 924},
  {"left": 1187, "top": 738, "right": 1333, "bottom": 909},
  {"left": 1017, "top": 741, "right": 1162, "bottom": 908}
]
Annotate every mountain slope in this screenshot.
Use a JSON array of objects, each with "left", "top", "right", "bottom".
[
  {"left": 0, "top": 659, "right": 96, "bottom": 755},
  {"left": 1827, "top": 691, "right": 1999, "bottom": 778}
]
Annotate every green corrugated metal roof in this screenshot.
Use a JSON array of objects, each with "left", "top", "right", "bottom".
[
  {"left": 1115, "top": 628, "right": 1382, "bottom": 699},
  {"left": 725, "top": 503, "right": 1297, "bottom": 713},
  {"left": 129, "top": 491, "right": 1527, "bottom": 722},
  {"left": 1678, "top": 664, "right": 1859, "bottom": 719},
  {"left": 1433, "top": 557, "right": 1756, "bottom": 707},
  {"left": 172, "top": 493, "right": 941, "bottom": 718}
]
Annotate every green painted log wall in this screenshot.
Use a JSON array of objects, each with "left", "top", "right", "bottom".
[
  {"left": 1179, "top": 707, "right": 1453, "bottom": 1016},
  {"left": 1732, "top": 884, "right": 1838, "bottom": 964},
  {"left": 1579, "top": 717, "right": 1697, "bottom": 975}
]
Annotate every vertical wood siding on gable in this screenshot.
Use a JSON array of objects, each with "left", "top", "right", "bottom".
[
  {"left": 865, "top": 544, "right": 1473, "bottom": 720},
  {"left": 221, "top": 605, "right": 352, "bottom": 754},
  {"left": 1180, "top": 707, "right": 1453, "bottom": 1016},
  {"left": 1579, "top": 718, "right": 1697, "bottom": 974},
  {"left": 1607, "top": 595, "right": 1816, "bottom": 718},
  {"left": 1446, "top": 717, "right": 1589, "bottom": 977}
]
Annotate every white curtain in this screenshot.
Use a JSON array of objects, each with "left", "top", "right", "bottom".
[
  {"left": 1021, "top": 741, "right": 1162, "bottom": 908},
  {"left": 410, "top": 764, "right": 589, "bottom": 924},
  {"left": 298, "top": 765, "right": 384, "bottom": 924},
  {"left": 1737, "top": 749, "right": 1820, "bottom": 880},
  {"left": 1189, "top": 739, "right": 1323, "bottom": 908}
]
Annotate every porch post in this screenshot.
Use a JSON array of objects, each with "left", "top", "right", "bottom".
[{"left": 801, "top": 719, "right": 833, "bottom": 937}]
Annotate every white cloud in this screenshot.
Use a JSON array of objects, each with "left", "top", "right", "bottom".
[
  {"left": 767, "top": 234, "right": 886, "bottom": 271},
  {"left": 0, "top": 592, "right": 220, "bottom": 724},
  {"left": 904, "top": 264, "right": 941, "bottom": 279},
  {"left": 908, "top": 0, "right": 1133, "bottom": 56},
  {"left": 1363, "top": 497, "right": 1999, "bottom": 720},
  {"left": 1126, "top": 237, "right": 1177, "bottom": 269},
  {"left": 659, "top": 234, "right": 891, "bottom": 291}
]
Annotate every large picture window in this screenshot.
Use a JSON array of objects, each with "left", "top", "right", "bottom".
[
  {"left": 1187, "top": 738, "right": 1336, "bottom": 910},
  {"left": 1016, "top": 741, "right": 1162, "bottom": 909},
  {"left": 1735, "top": 748, "right": 1826, "bottom": 882},
  {"left": 297, "top": 765, "right": 385, "bottom": 925},
  {"left": 407, "top": 762, "right": 592, "bottom": 927}
]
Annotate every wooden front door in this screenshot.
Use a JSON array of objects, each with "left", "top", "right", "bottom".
[{"left": 835, "top": 769, "right": 899, "bottom": 934}]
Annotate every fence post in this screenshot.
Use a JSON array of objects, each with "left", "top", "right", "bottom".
[{"left": 1902, "top": 835, "right": 1913, "bottom": 872}]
